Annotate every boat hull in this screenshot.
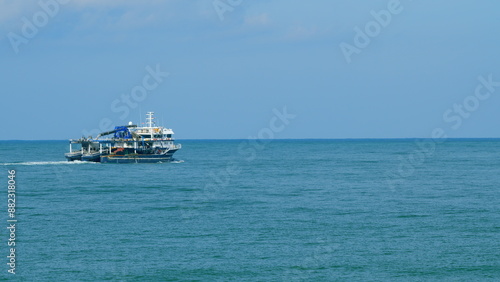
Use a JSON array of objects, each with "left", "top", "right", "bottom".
[
  {"left": 100, "top": 150, "right": 178, "bottom": 163},
  {"left": 82, "top": 153, "right": 101, "bottom": 162},
  {"left": 65, "top": 152, "right": 83, "bottom": 161}
]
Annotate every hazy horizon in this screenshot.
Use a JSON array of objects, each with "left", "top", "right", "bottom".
[{"left": 2, "top": 138, "right": 500, "bottom": 142}]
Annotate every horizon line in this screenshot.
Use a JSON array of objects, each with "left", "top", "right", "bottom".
[{"left": 2, "top": 137, "right": 500, "bottom": 142}]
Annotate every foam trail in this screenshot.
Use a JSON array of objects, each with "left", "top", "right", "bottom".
[{"left": 0, "top": 161, "right": 97, "bottom": 166}]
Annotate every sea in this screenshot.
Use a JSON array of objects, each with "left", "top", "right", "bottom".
[{"left": 0, "top": 139, "right": 498, "bottom": 281}]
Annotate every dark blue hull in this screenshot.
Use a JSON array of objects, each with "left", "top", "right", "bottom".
[
  {"left": 100, "top": 150, "right": 178, "bottom": 163},
  {"left": 65, "top": 152, "right": 83, "bottom": 161},
  {"left": 82, "top": 153, "right": 101, "bottom": 162}
]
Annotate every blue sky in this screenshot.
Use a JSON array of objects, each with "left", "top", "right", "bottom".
[{"left": 1, "top": 0, "right": 500, "bottom": 140}]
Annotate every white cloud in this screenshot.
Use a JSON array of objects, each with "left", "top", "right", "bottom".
[
  {"left": 244, "top": 13, "right": 271, "bottom": 27},
  {"left": 0, "top": 0, "right": 214, "bottom": 31},
  {"left": 0, "top": 0, "right": 38, "bottom": 24},
  {"left": 68, "top": 0, "right": 166, "bottom": 9},
  {"left": 284, "top": 25, "right": 320, "bottom": 41}
]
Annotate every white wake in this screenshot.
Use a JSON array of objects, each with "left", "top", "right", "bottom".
[{"left": 0, "top": 161, "right": 97, "bottom": 166}]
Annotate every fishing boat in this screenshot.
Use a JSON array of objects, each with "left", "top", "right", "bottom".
[{"left": 65, "top": 112, "right": 181, "bottom": 163}]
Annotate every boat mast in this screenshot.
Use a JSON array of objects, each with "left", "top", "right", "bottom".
[{"left": 146, "top": 112, "right": 154, "bottom": 128}]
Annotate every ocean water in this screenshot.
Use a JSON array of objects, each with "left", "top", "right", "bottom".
[{"left": 0, "top": 139, "right": 499, "bottom": 281}]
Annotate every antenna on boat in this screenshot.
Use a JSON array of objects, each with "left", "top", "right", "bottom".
[{"left": 146, "top": 112, "right": 154, "bottom": 128}]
